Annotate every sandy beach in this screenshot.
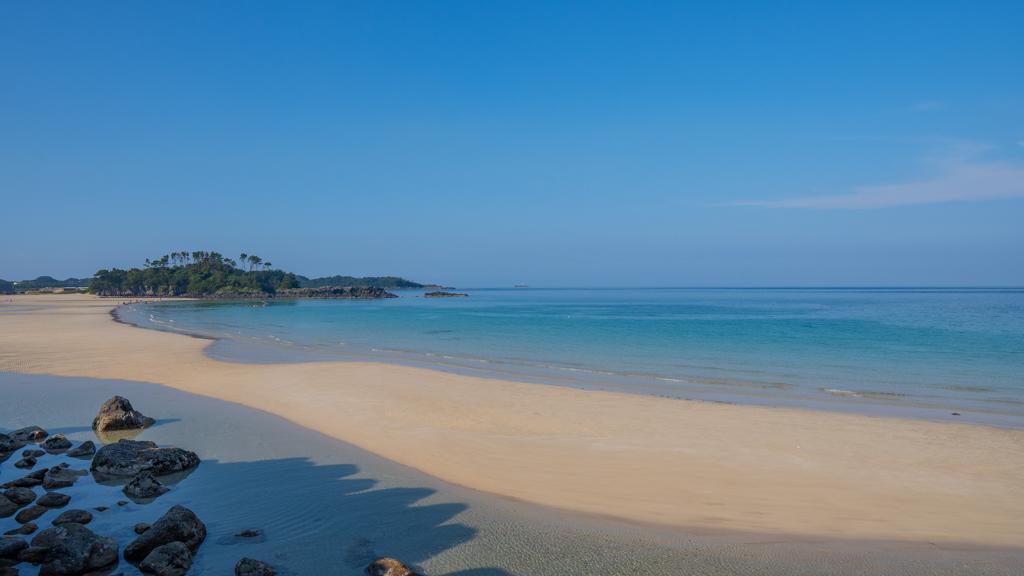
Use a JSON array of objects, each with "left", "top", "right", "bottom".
[{"left": 2, "top": 294, "right": 1023, "bottom": 549}]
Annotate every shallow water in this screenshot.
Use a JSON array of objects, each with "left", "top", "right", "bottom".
[
  {"left": 121, "top": 288, "right": 1024, "bottom": 427},
  {"left": 2, "top": 372, "right": 1021, "bottom": 575}
]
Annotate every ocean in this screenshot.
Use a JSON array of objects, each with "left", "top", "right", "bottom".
[{"left": 119, "top": 287, "right": 1024, "bottom": 427}]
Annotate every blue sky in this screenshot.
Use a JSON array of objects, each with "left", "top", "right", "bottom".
[{"left": 1, "top": 1, "right": 1022, "bottom": 286}]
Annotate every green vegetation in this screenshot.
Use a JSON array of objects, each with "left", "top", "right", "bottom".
[
  {"left": 88, "top": 251, "right": 299, "bottom": 297},
  {"left": 296, "top": 275, "right": 427, "bottom": 289},
  {"left": 0, "top": 276, "right": 91, "bottom": 294}
]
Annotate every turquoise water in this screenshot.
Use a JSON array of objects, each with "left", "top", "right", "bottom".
[{"left": 122, "top": 288, "right": 1024, "bottom": 426}]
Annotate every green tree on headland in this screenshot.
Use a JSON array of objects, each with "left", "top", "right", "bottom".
[{"left": 89, "top": 251, "right": 299, "bottom": 297}]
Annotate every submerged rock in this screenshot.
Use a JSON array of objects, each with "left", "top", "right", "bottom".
[
  {"left": 123, "top": 472, "right": 169, "bottom": 500},
  {"left": 27, "top": 523, "right": 118, "bottom": 575},
  {"left": 366, "top": 557, "right": 423, "bottom": 576},
  {"left": 51, "top": 509, "right": 92, "bottom": 526},
  {"left": 235, "top": 557, "right": 276, "bottom": 576},
  {"left": 20, "top": 450, "right": 44, "bottom": 459},
  {"left": 40, "top": 436, "right": 71, "bottom": 453},
  {"left": 35, "top": 493, "right": 69, "bottom": 509},
  {"left": 133, "top": 523, "right": 150, "bottom": 535},
  {"left": 42, "top": 467, "right": 81, "bottom": 490},
  {"left": 124, "top": 505, "right": 205, "bottom": 562},
  {"left": 139, "top": 541, "right": 192, "bottom": 576},
  {"left": 4, "top": 524, "right": 37, "bottom": 536},
  {"left": 66, "top": 441, "right": 95, "bottom": 458},
  {"left": 14, "top": 506, "right": 46, "bottom": 525},
  {"left": 3, "top": 488, "right": 36, "bottom": 507},
  {"left": 2, "top": 469, "right": 46, "bottom": 489},
  {"left": 13, "top": 458, "right": 36, "bottom": 470},
  {"left": 92, "top": 396, "right": 155, "bottom": 432},
  {"left": 91, "top": 440, "right": 199, "bottom": 478}
]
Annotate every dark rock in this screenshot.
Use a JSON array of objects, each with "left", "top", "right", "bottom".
[
  {"left": 91, "top": 440, "right": 199, "bottom": 478},
  {"left": 2, "top": 489, "right": 36, "bottom": 507},
  {"left": 2, "top": 469, "right": 45, "bottom": 489},
  {"left": 0, "top": 538, "right": 27, "bottom": 560},
  {"left": 93, "top": 507, "right": 107, "bottom": 513},
  {"left": 117, "top": 501, "right": 128, "bottom": 507},
  {"left": 8, "top": 427, "right": 47, "bottom": 444},
  {"left": 40, "top": 436, "right": 71, "bottom": 453},
  {"left": 366, "top": 557, "right": 423, "bottom": 576},
  {"left": 124, "top": 505, "right": 205, "bottom": 562},
  {"left": 28, "top": 523, "right": 118, "bottom": 575},
  {"left": 0, "top": 564, "right": 17, "bottom": 576},
  {"left": 92, "top": 396, "right": 155, "bottom": 432},
  {"left": 133, "top": 523, "right": 150, "bottom": 535},
  {"left": 66, "top": 442, "right": 96, "bottom": 458},
  {"left": 424, "top": 291, "right": 468, "bottom": 298},
  {"left": 14, "top": 506, "right": 45, "bottom": 525},
  {"left": 35, "top": 493, "right": 69, "bottom": 508},
  {"left": 123, "top": 472, "right": 169, "bottom": 500},
  {"left": 13, "top": 459, "right": 35, "bottom": 470},
  {"left": 3, "top": 525, "right": 36, "bottom": 536},
  {"left": 20, "top": 450, "right": 44, "bottom": 459},
  {"left": 42, "top": 467, "right": 79, "bottom": 490},
  {"left": 235, "top": 529, "right": 262, "bottom": 538},
  {"left": 0, "top": 497, "right": 16, "bottom": 519},
  {"left": 51, "top": 509, "right": 91, "bottom": 526},
  {"left": 139, "top": 541, "right": 191, "bottom": 576},
  {"left": 235, "top": 557, "right": 276, "bottom": 576}
]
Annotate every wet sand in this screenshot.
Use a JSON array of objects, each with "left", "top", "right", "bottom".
[
  {"left": 1, "top": 294, "right": 1023, "bottom": 551},
  {"left": 2, "top": 372, "right": 1022, "bottom": 575}
]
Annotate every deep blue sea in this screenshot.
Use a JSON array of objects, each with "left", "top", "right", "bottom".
[{"left": 120, "top": 288, "right": 1024, "bottom": 427}]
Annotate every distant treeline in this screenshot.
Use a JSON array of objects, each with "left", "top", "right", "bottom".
[
  {"left": 4, "top": 252, "right": 431, "bottom": 297},
  {"left": 0, "top": 276, "right": 91, "bottom": 294}
]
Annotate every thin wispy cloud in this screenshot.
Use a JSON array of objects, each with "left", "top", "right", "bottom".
[{"left": 733, "top": 151, "right": 1024, "bottom": 210}]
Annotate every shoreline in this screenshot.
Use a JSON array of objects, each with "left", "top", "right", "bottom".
[{"left": 1, "top": 294, "right": 1023, "bottom": 548}]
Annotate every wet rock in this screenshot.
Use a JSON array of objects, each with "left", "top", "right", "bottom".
[
  {"left": 51, "top": 509, "right": 91, "bottom": 526},
  {"left": 0, "top": 497, "right": 16, "bottom": 519},
  {"left": 3, "top": 524, "right": 36, "bottom": 536},
  {"left": 14, "top": 506, "right": 46, "bottom": 525},
  {"left": 40, "top": 436, "right": 71, "bottom": 453},
  {"left": 133, "top": 523, "right": 150, "bottom": 535},
  {"left": 124, "top": 505, "right": 205, "bottom": 562},
  {"left": 42, "top": 467, "right": 80, "bottom": 490},
  {"left": 28, "top": 523, "right": 118, "bottom": 575},
  {"left": 0, "top": 538, "right": 27, "bottom": 560},
  {"left": 139, "top": 541, "right": 192, "bottom": 576},
  {"left": 13, "top": 459, "right": 35, "bottom": 470},
  {"left": 94, "top": 506, "right": 108, "bottom": 513},
  {"left": 2, "top": 469, "right": 46, "bottom": 489},
  {"left": 123, "top": 472, "right": 169, "bottom": 500},
  {"left": 65, "top": 442, "right": 95, "bottom": 458},
  {"left": 235, "top": 529, "right": 262, "bottom": 538},
  {"left": 366, "top": 557, "right": 423, "bottom": 576},
  {"left": 2, "top": 489, "right": 36, "bottom": 507},
  {"left": 92, "top": 396, "right": 155, "bottom": 432},
  {"left": 8, "top": 427, "right": 47, "bottom": 444},
  {"left": 235, "top": 558, "right": 276, "bottom": 576},
  {"left": 20, "top": 450, "right": 44, "bottom": 459},
  {"left": 35, "top": 493, "right": 69, "bottom": 509},
  {"left": 91, "top": 440, "right": 199, "bottom": 478},
  {"left": 117, "top": 501, "right": 129, "bottom": 507},
  {"left": 0, "top": 565, "right": 17, "bottom": 576}
]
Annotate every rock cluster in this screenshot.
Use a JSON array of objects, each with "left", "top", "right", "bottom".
[{"left": 276, "top": 286, "right": 399, "bottom": 299}]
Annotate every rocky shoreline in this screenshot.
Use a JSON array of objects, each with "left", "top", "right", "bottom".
[{"left": 0, "top": 397, "right": 419, "bottom": 576}]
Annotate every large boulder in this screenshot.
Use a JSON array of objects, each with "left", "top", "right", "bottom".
[
  {"left": 90, "top": 440, "right": 199, "bottom": 478},
  {"left": 139, "top": 541, "right": 192, "bottom": 576},
  {"left": 236, "top": 557, "right": 276, "bottom": 576},
  {"left": 366, "top": 558, "right": 423, "bottom": 576},
  {"left": 91, "top": 396, "right": 155, "bottom": 432},
  {"left": 124, "top": 505, "right": 205, "bottom": 562},
  {"left": 123, "top": 472, "right": 169, "bottom": 500},
  {"left": 26, "top": 523, "right": 118, "bottom": 576}
]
